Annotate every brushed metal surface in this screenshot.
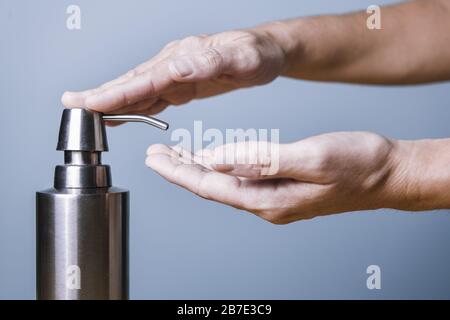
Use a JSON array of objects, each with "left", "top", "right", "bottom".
[
  {"left": 103, "top": 114, "right": 169, "bottom": 130},
  {"left": 54, "top": 165, "right": 112, "bottom": 189},
  {"left": 57, "top": 108, "right": 109, "bottom": 152},
  {"left": 36, "top": 187, "right": 129, "bottom": 300},
  {"left": 64, "top": 151, "right": 101, "bottom": 165}
]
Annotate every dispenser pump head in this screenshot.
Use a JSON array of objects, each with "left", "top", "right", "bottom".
[
  {"left": 57, "top": 108, "right": 109, "bottom": 152},
  {"left": 54, "top": 108, "right": 168, "bottom": 189},
  {"left": 56, "top": 108, "right": 169, "bottom": 153}
]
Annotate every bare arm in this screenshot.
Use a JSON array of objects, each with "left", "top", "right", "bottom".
[{"left": 257, "top": 0, "right": 450, "bottom": 84}]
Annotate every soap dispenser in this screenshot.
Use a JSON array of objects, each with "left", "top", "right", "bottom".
[{"left": 36, "top": 108, "right": 168, "bottom": 300}]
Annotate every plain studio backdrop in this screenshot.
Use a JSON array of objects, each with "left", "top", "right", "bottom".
[{"left": 1, "top": 0, "right": 450, "bottom": 299}]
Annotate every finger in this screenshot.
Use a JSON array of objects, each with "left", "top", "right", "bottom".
[
  {"left": 147, "top": 144, "right": 199, "bottom": 166},
  {"left": 133, "top": 47, "right": 174, "bottom": 74},
  {"left": 143, "top": 99, "right": 170, "bottom": 115},
  {"left": 61, "top": 90, "right": 95, "bottom": 108},
  {"left": 159, "top": 82, "right": 196, "bottom": 106},
  {"left": 105, "top": 120, "right": 124, "bottom": 127},
  {"left": 203, "top": 139, "right": 334, "bottom": 183},
  {"left": 62, "top": 70, "right": 138, "bottom": 109},
  {"left": 100, "top": 49, "right": 173, "bottom": 91},
  {"left": 101, "top": 49, "right": 170, "bottom": 90},
  {"left": 85, "top": 59, "right": 176, "bottom": 112},
  {"left": 147, "top": 143, "right": 177, "bottom": 156},
  {"left": 145, "top": 144, "right": 255, "bottom": 209},
  {"left": 112, "top": 97, "right": 159, "bottom": 114},
  {"left": 101, "top": 80, "right": 192, "bottom": 115},
  {"left": 61, "top": 46, "right": 174, "bottom": 109},
  {"left": 196, "top": 141, "right": 286, "bottom": 179}
]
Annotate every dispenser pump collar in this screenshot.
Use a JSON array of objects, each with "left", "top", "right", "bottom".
[
  {"left": 57, "top": 108, "right": 108, "bottom": 152},
  {"left": 56, "top": 108, "right": 169, "bottom": 152}
]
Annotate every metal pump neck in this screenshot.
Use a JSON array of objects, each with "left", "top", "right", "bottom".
[
  {"left": 54, "top": 108, "right": 168, "bottom": 189},
  {"left": 64, "top": 151, "right": 102, "bottom": 165}
]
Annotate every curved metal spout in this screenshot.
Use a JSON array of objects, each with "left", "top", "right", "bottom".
[{"left": 103, "top": 114, "right": 169, "bottom": 131}]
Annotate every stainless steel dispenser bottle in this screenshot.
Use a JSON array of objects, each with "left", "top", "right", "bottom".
[{"left": 36, "top": 108, "right": 168, "bottom": 300}]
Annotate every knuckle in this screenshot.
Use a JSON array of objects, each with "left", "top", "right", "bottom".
[
  {"left": 163, "top": 39, "right": 181, "bottom": 51},
  {"left": 144, "top": 77, "right": 156, "bottom": 96},
  {"left": 170, "top": 164, "right": 184, "bottom": 185},
  {"left": 196, "top": 173, "right": 213, "bottom": 200},
  {"left": 125, "top": 69, "right": 138, "bottom": 78},
  {"left": 244, "top": 46, "right": 263, "bottom": 70},
  {"left": 119, "top": 90, "right": 129, "bottom": 105},
  {"left": 202, "top": 47, "right": 223, "bottom": 71},
  {"left": 90, "top": 87, "right": 102, "bottom": 95},
  {"left": 181, "top": 35, "right": 203, "bottom": 46},
  {"left": 235, "top": 30, "right": 259, "bottom": 44}
]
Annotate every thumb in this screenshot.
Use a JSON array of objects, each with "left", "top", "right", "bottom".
[
  {"left": 197, "top": 141, "right": 285, "bottom": 179},
  {"left": 169, "top": 47, "right": 232, "bottom": 82}
]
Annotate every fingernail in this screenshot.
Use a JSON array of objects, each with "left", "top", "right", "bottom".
[
  {"left": 170, "top": 58, "right": 194, "bottom": 78},
  {"left": 61, "top": 91, "right": 85, "bottom": 108}
]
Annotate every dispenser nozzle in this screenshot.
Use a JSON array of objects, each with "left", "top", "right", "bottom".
[{"left": 102, "top": 114, "right": 169, "bottom": 131}]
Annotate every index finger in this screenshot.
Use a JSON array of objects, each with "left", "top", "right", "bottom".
[
  {"left": 85, "top": 59, "right": 177, "bottom": 112},
  {"left": 146, "top": 144, "right": 255, "bottom": 210}
]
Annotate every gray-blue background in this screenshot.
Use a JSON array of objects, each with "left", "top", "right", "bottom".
[{"left": 1, "top": 0, "right": 449, "bottom": 299}]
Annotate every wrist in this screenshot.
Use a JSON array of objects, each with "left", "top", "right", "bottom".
[
  {"left": 380, "top": 139, "right": 450, "bottom": 211},
  {"left": 250, "top": 20, "right": 304, "bottom": 75},
  {"left": 250, "top": 17, "right": 349, "bottom": 80}
]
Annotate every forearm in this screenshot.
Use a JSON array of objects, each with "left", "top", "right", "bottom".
[
  {"left": 253, "top": 0, "right": 450, "bottom": 84},
  {"left": 384, "top": 138, "right": 450, "bottom": 211}
]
